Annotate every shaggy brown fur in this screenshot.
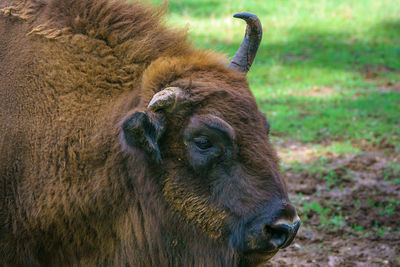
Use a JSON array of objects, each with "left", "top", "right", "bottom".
[{"left": 0, "top": 0, "right": 296, "bottom": 266}]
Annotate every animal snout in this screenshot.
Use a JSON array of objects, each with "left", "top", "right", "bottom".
[{"left": 242, "top": 203, "right": 300, "bottom": 253}]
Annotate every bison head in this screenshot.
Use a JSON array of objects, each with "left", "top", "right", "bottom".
[{"left": 119, "top": 13, "right": 299, "bottom": 266}]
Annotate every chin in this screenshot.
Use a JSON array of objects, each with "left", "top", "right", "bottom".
[{"left": 239, "top": 250, "right": 278, "bottom": 267}]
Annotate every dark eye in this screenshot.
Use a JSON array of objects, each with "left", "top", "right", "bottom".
[{"left": 193, "top": 136, "right": 212, "bottom": 151}]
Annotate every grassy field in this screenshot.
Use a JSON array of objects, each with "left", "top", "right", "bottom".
[{"left": 143, "top": 0, "right": 400, "bottom": 265}]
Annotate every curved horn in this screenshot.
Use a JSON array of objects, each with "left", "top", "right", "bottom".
[
  {"left": 147, "top": 87, "right": 186, "bottom": 112},
  {"left": 228, "top": 12, "right": 262, "bottom": 73}
]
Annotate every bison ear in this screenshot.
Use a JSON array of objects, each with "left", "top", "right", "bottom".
[{"left": 121, "top": 110, "right": 166, "bottom": 163}]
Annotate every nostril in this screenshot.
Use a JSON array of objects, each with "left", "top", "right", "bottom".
[
  {"left": 264, "top": 220, "right": 301, "bottom": 249},
  {"left": 263, "top": 224, "right": 290, "bottom": 249}
]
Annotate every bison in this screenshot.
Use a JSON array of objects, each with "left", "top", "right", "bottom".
[{"left": 0, "top": 0, "right": 300, "bottom": 266}]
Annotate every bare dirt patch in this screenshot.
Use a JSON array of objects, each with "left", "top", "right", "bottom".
[
  {"left": 361, "top": 65, "right": 400, "bottom": 94},
  {"left": 288, "top": 86, "right": 337, "bottom": 97},
  {"left": 277, "top": 140, "right": 322, "bottom": 164},
  {"left": 379, "top": 81, "right": 400, "bottom": 94},
  {"left": 361, "top": 65, "right": 400, "bottom": 80},
  {"left": 268, "top": 141, "right": 400, "bottom": 266}
]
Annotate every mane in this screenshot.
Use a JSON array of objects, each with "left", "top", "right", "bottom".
[{"left": 2, "top": 0, "right": 193, "bottom": 63}]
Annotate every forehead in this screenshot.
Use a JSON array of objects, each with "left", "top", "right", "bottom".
[{"left": 192, "top": 88, "right": 266, "bottom": 130}]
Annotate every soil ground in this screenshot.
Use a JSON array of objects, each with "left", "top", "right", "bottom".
[{"left": 268, "top": 141, "right": 400, "bottom": 266}]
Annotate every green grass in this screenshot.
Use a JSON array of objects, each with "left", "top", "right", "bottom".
[
  {"left": 294, "top": 197, "right": 346, "bottom": 230},
  {"left": 143, "top": 0, "right": 400, "bottom": 149}
]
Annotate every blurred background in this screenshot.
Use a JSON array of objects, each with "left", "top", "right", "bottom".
[{"left": 144, "top": 0, "right": 400, "bottom": 265}]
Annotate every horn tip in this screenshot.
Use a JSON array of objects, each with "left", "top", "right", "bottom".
[{"left": 233, "top": 12, "right": 257, "bottom": 19}]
